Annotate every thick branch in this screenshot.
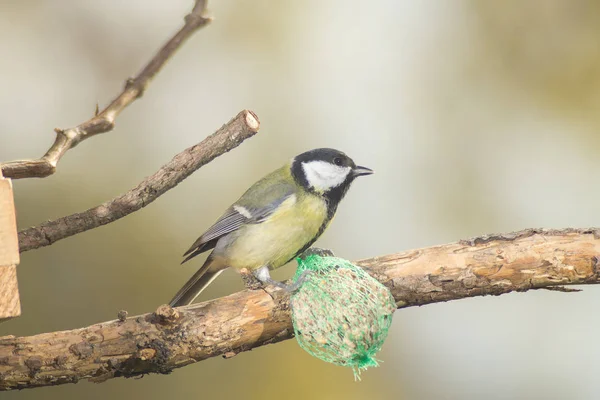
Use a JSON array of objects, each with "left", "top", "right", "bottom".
[
  {"left": 18, "top": 110, "right": 259, "bottom": 252},
  {"left": 0, "top": 0, "right": 211, "bottom": 179},
  {"left": 1, "top": 228, "right": 599, "bottom": 390}
]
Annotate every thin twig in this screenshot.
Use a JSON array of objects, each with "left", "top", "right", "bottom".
[
  {"left": 0, "top": 0, "right": 212, "bottom": 179},
  {"left": 18, "top": 110, "right": 259, "bottom": 252},
  {"left": 1, "top": 228, "right": 599, "bottom": 390}
]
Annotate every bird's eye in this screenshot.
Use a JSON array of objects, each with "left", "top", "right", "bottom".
[{"left": 333, "top": 157, "right": 343, "bottom": 166}]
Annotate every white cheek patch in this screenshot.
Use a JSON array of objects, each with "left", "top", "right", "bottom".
[{"left": 302, "top": 161, "right": 351, "bottom": 192}]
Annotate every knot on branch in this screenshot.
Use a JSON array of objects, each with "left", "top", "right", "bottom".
[
  {"left": 24, "top": 357, "right": 43, "bottom": 377},
  {"left": 117, "top": 310, "right": 128, "bottom": 322},
  {"left": 115, "top": 339, "right": 173, "bottom": 378},
  {"left": 153, "top": 304, "right": 180, "bottom": 325},
  {"left": 69, "top": 341, "right": 94, "bottom": 359},
  {"left": 138, "top": 348, "right": 156, "bottom": 361}
]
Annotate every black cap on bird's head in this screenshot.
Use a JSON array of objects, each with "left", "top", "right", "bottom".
[{"left": 291, "top": 148, "right": 373, "bottom": 203}]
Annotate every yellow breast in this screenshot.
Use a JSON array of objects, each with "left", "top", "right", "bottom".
[{"left": 224, "top": 193, "right": 328, "bottom": 270}]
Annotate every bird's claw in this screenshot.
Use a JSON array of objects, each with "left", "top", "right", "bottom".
[
  {"left": 288, "top": 270, "right": 313, "bottom": 292},
  {"left": 248, "top": 265, "right": 315, "bottom": 293},
  {"left": 299, "top": 247, "right": 335, "bottom": 260}
]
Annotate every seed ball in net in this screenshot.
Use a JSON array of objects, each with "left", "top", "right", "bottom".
[{"left": 290, "top": 253, "right": 396, "bottom": 379}]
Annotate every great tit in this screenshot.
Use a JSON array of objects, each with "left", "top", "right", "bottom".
[{"left": 169, "top": 148, "right": 373, "bottom": 307}]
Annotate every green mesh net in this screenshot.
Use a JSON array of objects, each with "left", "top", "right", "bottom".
[{"left": 290, "top": 253, "right": 396, "bottom": 379}]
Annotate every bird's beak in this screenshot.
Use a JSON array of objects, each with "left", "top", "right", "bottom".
[{"left": 352, "top": 165, "right": 374, "bottom": 177}]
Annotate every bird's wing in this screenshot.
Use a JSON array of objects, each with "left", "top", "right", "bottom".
[{"left": 182, "top": 168, "right": 296, "bottom": 263}]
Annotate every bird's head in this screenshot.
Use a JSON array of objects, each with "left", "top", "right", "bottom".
[{"left": 291, "top": 148, "right": 373, "bottom": 201}]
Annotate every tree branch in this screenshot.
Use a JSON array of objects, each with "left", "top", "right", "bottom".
[
  {"left": 0, "top": 0, "right": 212, "bottom": 179},
  {"left": 17, "top": 110, "right": 260, "bottom": 253},
  {"left": 1, "top": 228, "right": 598, "bottom": 390}
]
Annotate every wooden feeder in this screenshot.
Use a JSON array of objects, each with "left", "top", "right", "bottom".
[{"left": 0, "top": 170, "right": 21, "bottom": 321}]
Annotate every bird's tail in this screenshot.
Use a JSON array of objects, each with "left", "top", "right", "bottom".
[{"left": 169, "top": 256, "right": 223, "bottom": 307}]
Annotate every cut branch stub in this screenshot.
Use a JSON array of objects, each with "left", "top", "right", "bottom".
[{"left": 0, "top": 173, "right": 21, "bottom": 321}]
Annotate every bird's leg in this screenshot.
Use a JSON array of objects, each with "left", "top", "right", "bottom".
[
  {"left": 252, "top": 265, "right": 309, "bottom": 293},
  {"left": 253, "top": 266, "right": 288, "bottom": 290},
  {"left": 249, "top": 249, "right": 335, "bottom": 293}
]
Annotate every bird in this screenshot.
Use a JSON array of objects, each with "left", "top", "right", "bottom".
[{"left": 169, "top": 148, "right": 373, "bottom": 307}]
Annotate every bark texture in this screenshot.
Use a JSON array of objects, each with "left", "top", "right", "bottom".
[
  {"left": 1, "top": 228, "right": 599, "bottom": 390},
  {"left": 355, "top": 228, "right": 600, "bottom": 307}
]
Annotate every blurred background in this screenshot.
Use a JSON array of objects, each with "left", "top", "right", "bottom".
[{"left": 2, "top": 0, "right": 600, "bottom": 399}]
